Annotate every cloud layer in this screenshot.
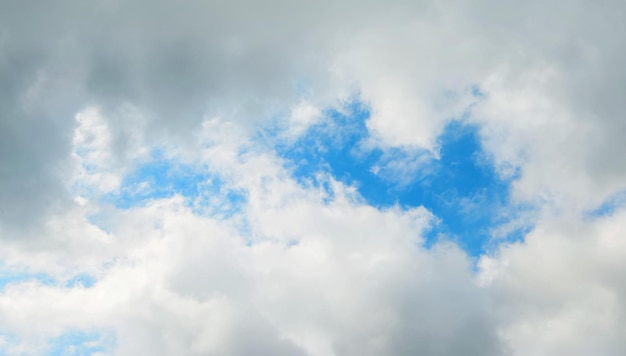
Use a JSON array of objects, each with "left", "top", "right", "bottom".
[{"left": 1, "top": 0, "right": 625, "bottom": 355}]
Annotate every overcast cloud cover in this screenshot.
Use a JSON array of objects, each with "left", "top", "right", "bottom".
[{"left": 1, "top": 0, "right": 626, "bottom": 354}]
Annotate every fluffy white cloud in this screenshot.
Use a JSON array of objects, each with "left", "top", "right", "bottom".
[
  {"left": 479, "top": 208, "right": 626, "bottom": 355},
  {"left": 1, "top": 0, "right": 626, "bottom": 354},
  {"left": 0, "top": 134, "right": 500, "bottom": 354}
]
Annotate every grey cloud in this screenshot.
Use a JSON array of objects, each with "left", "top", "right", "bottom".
[
  {"left": 0, "top": 38, "right": 80, "bottom": 230},
  {"left": 0, "top": 0, "right": 386, "bottom": 229},
  {"left": 2, "top": 0, "right": 626, "bottom": 230}
]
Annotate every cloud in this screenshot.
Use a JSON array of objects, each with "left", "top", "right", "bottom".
[
  {"left": 3, "top": 0, "right": 625, "bottom": 224},
  {"left": 1, "top": 0, "right": 626, "bottom": 355},
  {"left": 0, "top": 147, "right": 501, "bottom": 354},
  {"left": 479, "top": 208, "right": 626, "bottom": 355}
]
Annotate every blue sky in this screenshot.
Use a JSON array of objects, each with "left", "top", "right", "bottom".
[
  {"left": 589, "top": 189, "right": 626, "bottom": 218},
  {"left": 273, "top": 101, "right": 529, "bottom": 255},
  {"left": 0, "top": 270, "right": 95, "bottom": 291},
  {"left": 103, "top": 149, "right": 246, "bottom": 218},
  {"left": 48, "top": 331, "right": 115, "bottom": 356},
  {"left": 0, "top": 271, "right": 56, "bottom": 291}
]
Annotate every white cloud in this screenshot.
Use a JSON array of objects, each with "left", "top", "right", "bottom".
[
  {"left": 282, "top": 101, "right": 324, "bottom": 141},
  {"left": 1, "top": 0, "right": 626, "bottom": 354},
  {"left": 479, "top": 208, "right": 626, "bottom": 355},
  {"left": 0, "top": 156, "right": 500, "bottom": 354}
]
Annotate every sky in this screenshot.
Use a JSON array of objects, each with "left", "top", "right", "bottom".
[{"left": 1, "top": 0, "right": 626, "bottom": 355}]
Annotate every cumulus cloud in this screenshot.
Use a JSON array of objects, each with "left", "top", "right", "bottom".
[
  {"left": 1, "top": 0, "right": 626, "bottom": 355},
  {"left": 0, "top": 132, "right": 500, "bottom": 354},
  {"left": 479, "top": 209, "right": 626, "bottom": 355}
]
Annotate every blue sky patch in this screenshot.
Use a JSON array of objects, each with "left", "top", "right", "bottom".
[
  {"left": 104, "top": 150, "right": 211, "bottom": 209},
  {"left": 102, "top": 149, "right": 246, "bottom": 217},
  {"left": 273, "top": 101, "right": 529, "bottom": 255},
  {"left": 65, "top": 274, "right": 96, "bottom": 288},
  {"left": 0, "top": 269, "right": 56, "bottom": 291},
  {"left": 48, "top": 330, "right": 115, "bottom": 356},
  {"left": 588, "top": 189, "right": 626, "bottom": 218},
  {"left": 0, "top": 267, "right": 97, "bottom": 291}
]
